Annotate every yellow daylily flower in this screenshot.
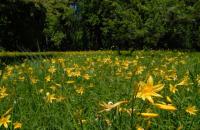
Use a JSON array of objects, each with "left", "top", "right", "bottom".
[
  {"left": 45, "top": 92, "right": 57, "bottom": 103},
  {"left": 48, "top": 66, "right": 56, "bottom": 74},
  {"left": 0, "top": 86, "right": 9, "bottom": 99},
  {"left": 135, "top": 66, "right": 145, "bottom": 75},
  {"left": 45, "top": 75, "right": 51, "bottom": 82},
  {"left": 13, "top": 121, "right": 22, "bottom": 129},
  {"left": 186, "top": 105, "right": 198, "bottom": 115},
  {"left": 99, "top": 100, "right": 128, "bottom": 113},
  {"left": 0, "top": 115, "right": 11, "bottom": 128},
  {"left": 75, "top": 86, "right": 84, "bottom": 95},
  {"left": 82, "top": 74, "right": 91, "bottom": 80},
  {"left": 169, "top": 84, "right": 178, "bottom": 94},
  {"left": 136, "top": 76, "right": 164, "bottom": 103}
]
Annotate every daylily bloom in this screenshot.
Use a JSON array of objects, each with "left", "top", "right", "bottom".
[
  {"left": 135, "top": 66, "right": 145, "bottom": 75},
  {"left": 0, "top": 86, "right": 9, "bottom": 99},
  {"left": 45, "top": 75, "right": 51, "bottom": 82},
  {"left": 169, "top": 84, "right": 178, "bottom": 94},
  {"left": 13, "top": 121, "right": 22, "bottom": 129},
  {"left": 136, "top": 76, "right": 164, "bottom": 103},
  {"left": 186, "top": 105, "right": 198, "bottom": 115},
  {"left": 0, "top": 115, "right": 11, "bottom": 128},
  {"left": 99, "top": 100, "right": 128, "bottom": 113},
  {"left": 75, "top": 87, "right": 84, "bottom": 95},
  {"left": 82, "top": 74, "right": 90, "bottom": 80},
  {"left": 48, "top": 66, "right": 56, "bottom": 74},
  {"left": 45, "top": 92, "right": 57, "bottom": 103}
]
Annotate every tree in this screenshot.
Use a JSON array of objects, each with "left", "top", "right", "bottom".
[{"left": 0, "top": 0, "right": 46, "bottom": 51}]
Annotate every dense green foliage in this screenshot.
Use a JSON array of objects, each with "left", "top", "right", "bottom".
[{"left": 0, "top": 0, "right": 200, "bottom": 51}]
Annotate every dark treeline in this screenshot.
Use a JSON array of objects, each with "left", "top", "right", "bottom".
[{"left": 0, "top": 0, "right": 200, "bottom": 51}]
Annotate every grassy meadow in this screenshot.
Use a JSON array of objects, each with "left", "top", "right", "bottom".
[{"left": 0, "top": 51, "right": 200, "bottom": 130}]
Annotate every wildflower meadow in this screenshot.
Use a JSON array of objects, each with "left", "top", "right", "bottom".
[{"left": 0, "top": 51, "right": 199, "bottom": 129}]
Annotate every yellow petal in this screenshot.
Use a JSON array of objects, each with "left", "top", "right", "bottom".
[
  {"left": 147, "top": 96, "right": 154, "bottom": 104},
  {"left": 154, "top": 84, "right": 164, "bottom": 92},
  {"left": 147, "top": 76, "right": 154, "bottom": 86},
  {"left": 166, "top": 96, "right": 172, "bottom": 103},
  {"left": 154, "top": 103, "right": 177, "bottom": 111},
  {"left": 140, "top": 112, "right": 159, "bottom": 118}
]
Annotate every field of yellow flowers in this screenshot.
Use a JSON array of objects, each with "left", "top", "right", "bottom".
[{"left": 0, "top": 51, "right": 199, "bottom": 129}]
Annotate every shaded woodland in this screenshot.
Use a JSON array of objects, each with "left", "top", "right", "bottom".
[{"left": 0, "top": 0, "right": 200, "bottom": 51}]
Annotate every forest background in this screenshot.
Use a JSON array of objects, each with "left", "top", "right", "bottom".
[{"left": 0, "top": 0, "right": 200, "bottom": 52}]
